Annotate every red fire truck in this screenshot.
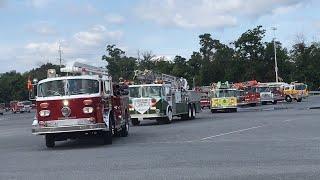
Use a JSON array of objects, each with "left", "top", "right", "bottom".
[
  {"left": 10, "top": 101, "right": 24, "bottom": 113},
  {"left": 233, "top": 80, "right": 260, "bottom": 106},
  {"left": 195, "top": 86, "right": 211, "bottom": 109},
  {"left": 31, "top": 62, "right": 130, "bottom": 148}
]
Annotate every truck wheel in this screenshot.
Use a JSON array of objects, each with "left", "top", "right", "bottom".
[
  {"left": 101, "top": 131, "right": 112, "bottom": 145},
  {"left": 250, "top": 103, "right": 257, "bottom": 107},
  {"left": 261, "top": 102, "right": 267, "bottom": 105},
  {"left": 131, "top": 118, "right": 140, "bottom": 126},
  {"left": 120, "top": 113, "right": 129, "bottom": 137},
  {"left": 187, "top": 104, "right": 192, "bottom": 119},
  {"left": 45, "top": 134, "right": 55, "bottom": 148},
  {"left": 272, "top": 100, "right": 277, "bottom": 104},
  {"left": 297, "top": 98, "right": 302, "bottom": 102},
  {"left": 211, "top": 109, "right": 217, "bottom": 113},
  {"left": 285, "top": 96, "right": 292, "bottom": 102},
  {"left": 164, "top": 108, "right": 173, "bottom": 124},
  {"left": 191, "top": 104, "right": 196, "bottom": 119}
]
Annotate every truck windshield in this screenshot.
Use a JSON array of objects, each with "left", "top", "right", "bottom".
[
  {"left": 68, "top": 79, "right": 99, "bottom": 95},
  {"left": 38, "top": 80, "right": 65, "bottom": 97},
  {"left": 295, "top": 84, "right": 306, "bottom": 90},
  {"left": 257, "top": 87, "right": 270, "bottom": 93},
  {"left": 38, "top": 79, "right": 99, "bottom": 97},
  {"left": 129, "top": 87, "right": 141, "bottom": 98},
  {"left": 213, "top": 89, "right": 236, "bottom": 98},
  {"left": 129, "top": 86, "right": 162, "bottom": 98}
]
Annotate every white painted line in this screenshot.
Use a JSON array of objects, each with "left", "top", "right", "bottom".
[{"left": 201, "top": 125, "right": 266, "bottom": 141}]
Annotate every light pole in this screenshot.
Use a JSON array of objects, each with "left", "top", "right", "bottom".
[{"left": 271, "top": 27, "right": 279, "bottom": 83}]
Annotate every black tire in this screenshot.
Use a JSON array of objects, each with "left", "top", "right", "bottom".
[
  {"left": 45, "top": 134, "right": 55, "bottom": 148},
  {"left": 250, "top": 103, "right": 257, "bottom": 107},
  {"left": 101, "top": 131, "right": 112, "bottom": 145},
  {"left": 272, "top": 100, "right": 277, "bottom": 104},
  {"left": 211, "top": 109, "right": 217, "bottom": 113},
  {"left": 297, "top": 98, "right": 302, "bottom": 102},
  {"left": 101, "top": 114, "right": 113, "bottom": 144},
  {"left": 0, "top": 113, "right": 3, "bottom": 115},
  {"left": 285, "top": 96, "right": 292, "bottom": 102},
  {"left": 131, "top": 118, "right": 140, "bottom": 126},
  {"left": 120, "top": 113, "right": 129, "bottom": 137},
  {"left": 163, "top": 107, "right": 173, "bottom": 124},
  {"left": 191, "top": 104, "right": 196, "bottom": 119},
  {"left": 261, "top": 101, "right": 267, "bottom": 105}
]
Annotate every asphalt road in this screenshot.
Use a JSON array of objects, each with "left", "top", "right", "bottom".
[{"left": 0, "top": 96, "right": 320, "bottom": 180}]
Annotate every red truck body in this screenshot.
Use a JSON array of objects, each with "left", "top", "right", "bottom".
[{"left": 31, "top": 62, "right": 130, "bottom": 148}]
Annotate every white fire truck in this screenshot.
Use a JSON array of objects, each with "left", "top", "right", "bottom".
[
  {"left": 30, "top": 62, "right": 130, "bottom": 148},
  {"left": 128, "top": 70, "right": 201, "bottom": 125}
]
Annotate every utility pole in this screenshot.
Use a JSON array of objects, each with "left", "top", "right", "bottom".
[
  {"left": 58, "top": 43, "right": 62, "bottom": 68},
  {"left": 271, "top": 27, "right": 279, "bottom": 83}
]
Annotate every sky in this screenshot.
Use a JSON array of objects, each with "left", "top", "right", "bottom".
[{"left": 0, "top": 0, "right": 319, "bottom": 73}]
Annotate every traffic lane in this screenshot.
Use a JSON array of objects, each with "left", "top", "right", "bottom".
[
  {"left": 194, "top": 109, "right": 320, "bottom": 179},
  {"left": 0, "top": 101, "right": 314, "bottom": 150},
  {"left": 0, "top": 97, "right": 315, "bottom": 150},
  {"left": 0, "top": 101, "right": 319, "bottom": 180},
  {"left": 1, "top": 110, "right": 319, "bottom": 180}
]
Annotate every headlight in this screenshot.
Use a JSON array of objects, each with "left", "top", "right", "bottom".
[
  {"left": 83, "top": 107, "right": 94, "bottom": 114},
  {"left": 63, "top": 100, "right": 69, "bottom": 106},
  {"left": 39, "top": 110, "right": 50, "bottom": 117}
]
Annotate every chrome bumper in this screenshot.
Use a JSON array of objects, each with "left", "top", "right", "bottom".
[
  {"left": 131, "top": 113, "right": 164, "bottom": 120},
  {"left": 32, "top": 119, "right": 107, "bottom": 135},
  {"left": 261, "top": 98, "right": 274, "bottom": 102},
  {"left": 211, "top": 106, "right": 237, "bottom": 110}
]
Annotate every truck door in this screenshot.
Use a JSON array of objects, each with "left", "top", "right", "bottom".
[{"left": 164, "top": 86, "right": 173, "bottom": 113}]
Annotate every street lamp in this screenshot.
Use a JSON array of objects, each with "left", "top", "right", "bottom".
[{"left": 271, "top": 27, "right": 279, "bottom": 83}]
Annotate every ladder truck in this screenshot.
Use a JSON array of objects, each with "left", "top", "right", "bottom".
[{"left": 128, "top": 70, "right": 201, "bottom": 125}]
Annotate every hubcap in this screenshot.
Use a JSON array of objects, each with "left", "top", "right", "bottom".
[{"left": 188, "top": 107, "right": 192, "bottom": 118}]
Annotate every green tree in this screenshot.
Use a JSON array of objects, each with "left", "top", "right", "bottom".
[{"left": 102, "top": 45, "right": 137, "bottom": 81}]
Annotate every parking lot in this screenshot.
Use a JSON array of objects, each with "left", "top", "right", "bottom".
[{"left": 0, "top": 96, "right": 320, "bottom": 180}]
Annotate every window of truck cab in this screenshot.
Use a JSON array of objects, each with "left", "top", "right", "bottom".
[{"left": 104, "top": 80, "right": 112, "bottom": 95}]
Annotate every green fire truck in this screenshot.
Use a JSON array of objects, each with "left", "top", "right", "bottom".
[{"left": 128, "top": 70, "right": 201, "bottom": 125}]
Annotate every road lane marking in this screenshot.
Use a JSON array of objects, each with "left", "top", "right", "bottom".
[{"left": 200, "top": 125, "right": 266, "bottom": 141}]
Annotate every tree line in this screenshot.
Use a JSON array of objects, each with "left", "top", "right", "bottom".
[
  {"left": 102, "top": 25, "right": 320, "bottom": 90},
  {"left": 0, "top": 25, "right": 319, "bottom": 103}
]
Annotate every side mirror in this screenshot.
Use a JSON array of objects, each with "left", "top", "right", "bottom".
[{"left": 29, "top": 84, "right": 37, "bottom": 101}]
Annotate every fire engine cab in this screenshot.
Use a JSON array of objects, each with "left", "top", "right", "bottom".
[{"left": 31, "top": 62, "right": 130, "bottom": 148}]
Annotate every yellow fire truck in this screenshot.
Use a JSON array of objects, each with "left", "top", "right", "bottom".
[{"left": 210, "top": 81, "right": 238, "bottom": 113}]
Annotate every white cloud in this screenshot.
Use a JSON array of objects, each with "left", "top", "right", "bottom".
[
  {"left": 29, "top": 21, "right": 57, "bottom": 36},
  {"left": 73, "top": 25, "right": 123, "bottom": 46},
  {"left": 105, "top": 14, "right": 125, "bottom": 24},
  {"left": 136, "top": 0, "right": 308, "bottom": 29},
  {"left": 25, "top": 41, "right": 63, "bottom": 55}
]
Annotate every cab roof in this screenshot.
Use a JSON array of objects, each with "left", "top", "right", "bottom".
[{"left": 38, "top": 75, "right": 110, "bottom": 84}]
